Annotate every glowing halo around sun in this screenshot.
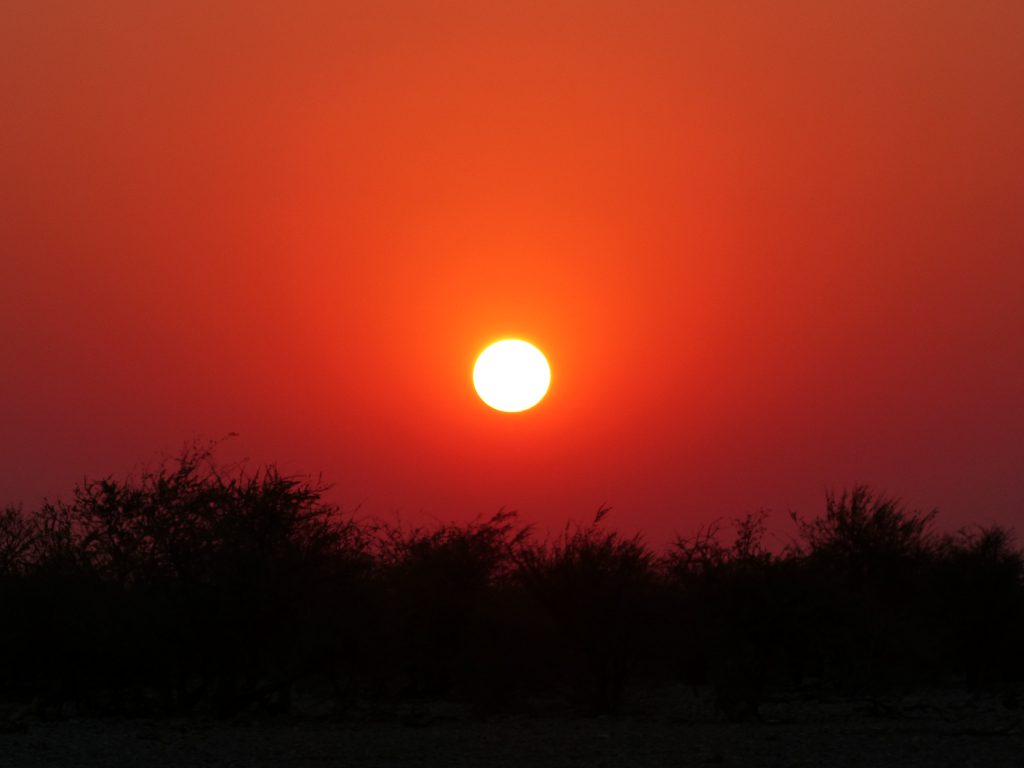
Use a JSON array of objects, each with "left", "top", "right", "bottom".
[{"left": 473, "top": 339, "right": 551, "bottom": 413}]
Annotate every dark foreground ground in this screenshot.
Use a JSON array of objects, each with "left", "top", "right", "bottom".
[{"left": 2, "top": 688, "right": 1022, "bottom": 768}]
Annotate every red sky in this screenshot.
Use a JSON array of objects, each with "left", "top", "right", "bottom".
[{"left": 3, "top": 1, "right": 1022, "bottom": 543}]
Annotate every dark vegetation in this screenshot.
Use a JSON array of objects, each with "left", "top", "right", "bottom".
[{"left": 1, "top": 446, "right": 1022, "bottom": 721}]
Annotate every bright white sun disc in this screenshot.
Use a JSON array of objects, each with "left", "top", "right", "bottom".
[{"left": 473, "top": 340, "right": 551, "bottom": 412}]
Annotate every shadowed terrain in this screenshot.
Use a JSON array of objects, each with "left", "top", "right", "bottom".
[{"left": 1, "top": 447, "right": 1022, "bottom": 764}]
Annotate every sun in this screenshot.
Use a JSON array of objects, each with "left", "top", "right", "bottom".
[{"left": 473, "top": 339, "right": 551, "bottom": 413}]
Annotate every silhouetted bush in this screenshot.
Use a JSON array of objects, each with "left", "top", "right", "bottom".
[
  {"left": 664, "top": 512, "right": 798, "bottom": 719},
  {"left": 0, "top": 506, "right": 39, "bottom": 703},
  {"left": 514, "top": 509, "right": 657, "bottom": 714},
  {"left": 373, "top": 511, "right": 530, "bottom": 704},
  {"left": 0, "top": 507, "right": 33, "bottom": 578},
  {"left": 789, "top": 488, "right": 943, "bottom": 688},
  {"left": 929, "top": 525, "right": 1024, "bottom": 687},
  {"left": 1, "top": 444, "right": 372, "bottom": 717},
  {"left": 1, "top": 462, "right": 1022, "bottom": 721}
]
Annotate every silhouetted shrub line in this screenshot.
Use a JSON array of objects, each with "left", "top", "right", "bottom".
[{"left": 1, "top": 445, "right": 1021, "bottom": 721}]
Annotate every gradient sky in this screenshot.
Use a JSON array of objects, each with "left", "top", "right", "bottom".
[{"left": 3, "top": 1, "right": 1022, "bottom": 542}]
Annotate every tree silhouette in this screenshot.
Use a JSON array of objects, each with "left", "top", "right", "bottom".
[{"left": 1, "top": 465, "right": 1021, "bottom": 722}]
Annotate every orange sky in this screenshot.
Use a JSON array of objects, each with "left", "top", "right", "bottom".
[{"left": 3, "top": 1, "right": 1022, "bottom": 542}]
